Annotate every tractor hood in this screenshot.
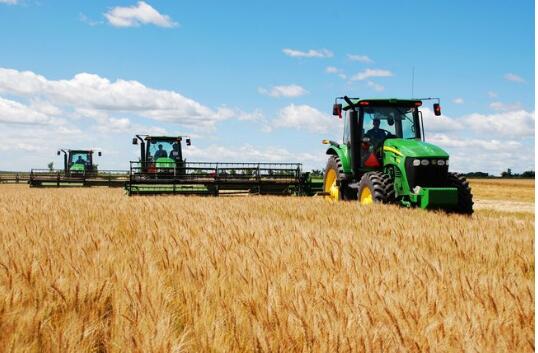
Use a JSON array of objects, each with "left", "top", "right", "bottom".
[{"left": 384, "top": 138, "right": 449, "bottom": 158}]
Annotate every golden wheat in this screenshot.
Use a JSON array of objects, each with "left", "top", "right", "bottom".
[{"left": 0, "top": 180, "right": 534, "bottom": 353}]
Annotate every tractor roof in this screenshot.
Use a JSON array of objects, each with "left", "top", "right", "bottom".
[
  {"left": 68, "top": 149, "right": 93, "bottom": 153},
  {"left": 343, "top": 98, "right": 422, "bottom": 110},
  {"left": 145, "top": 136, "right": 183, "bottom": 141}
]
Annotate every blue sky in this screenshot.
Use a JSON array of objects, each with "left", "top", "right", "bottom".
[{"left": 0, "top": 0, "right": 534, "bottom": 174}]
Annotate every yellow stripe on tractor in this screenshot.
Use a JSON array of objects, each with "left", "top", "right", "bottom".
[{"left": 383, "top": 146, "right": 403, "bottom": 156}]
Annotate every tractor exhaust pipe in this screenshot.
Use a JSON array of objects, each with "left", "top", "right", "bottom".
[
  {"left": 57, "top": 149, "right": 68, "bottom": 173},
  {"left": 349, "top": 109, "right": 360, "bottom": 177},
  {"left": 343, "top": 96, "right": 361, "bottom": 178},
  {"left": 134, "top": 135, "right": 146, "bottom": 166}
]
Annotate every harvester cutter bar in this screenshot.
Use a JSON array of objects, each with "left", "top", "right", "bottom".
[
  {"left": 126, "top": 161, "right": 307, "bottom": 196},
  {"left": 29, "top": 169, "right": 129, "bottom": 188}
]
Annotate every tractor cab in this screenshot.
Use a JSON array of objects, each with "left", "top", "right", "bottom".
[
  {"left": 132, "top": 135, "right": 191, "bottom": 173},
  {"left": 346, "top": 99, "right": 425, "bottom": 169},
  {"left": 57, "top": 149, "right": 101, "bottom": 175}
]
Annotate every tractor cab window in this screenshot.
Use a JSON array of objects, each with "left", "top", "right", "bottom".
[
  {"left": 148, "top": 140, "right": 182, "bottom": 161},
  {"left": 363, "top": 106, "right": 418, "bottom": 144},
  {"left": 69, "top": 152, "right": 90, "bottom": 166}
]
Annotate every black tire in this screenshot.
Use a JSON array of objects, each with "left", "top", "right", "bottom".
[
  {"left": 357, "top": 171, "right": 395, "bottom": 204},
  {"left": 447, "top": 172, "right": 474, "bottom": 215},
  {"left": 323, "top": 155, "right": 353, "bottom": 200}
]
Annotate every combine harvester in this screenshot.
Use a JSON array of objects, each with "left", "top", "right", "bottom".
[
  {"left": 126, "top": 135, "right": 323, "bottom": 196},
  {"left": 29, "top": 149, "right": 128, "bottom": 187},
  {"left": 323, "top": 96, "right": 473, "bottom": 214}
]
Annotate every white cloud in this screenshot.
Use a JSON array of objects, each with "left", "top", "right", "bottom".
[
  {"left": 325, "top": 66, "right": 346, "bottom": 80},
  {"left": 0, "top": 97, "right": 63, "bottom": 125},
  {"left": 0, "top": 68, "right": 234, "bottom": 129},
  {"left": 104, "top": 1, "right": 178, "bottom": 28},
  {"left": 422, "top": 106, "right": 534, "bottom": 138},
  {"left": 0, "top": 0, "right": 18, "bottom": 4},
  {"left": 258, "top": 84, "right": 308, "bottom": 98},
  {"left": 347, "top": 54, "right": 373, "bottom": 63},
  {"left": 367, "top": 81, "right": 384, "bottom": 92},
  {"left": 282, "top": 48, "right": 333, "bottom": 58},
  {"left": 504, "top": 73, "right": 525, "bottom": 83},
  {"left": 489, "top": 101, "right": 522, "bottom": 111},
  {"left": 463, "top": 110, "right": 534, "bottom": 138},
  {"left": 487, "top": 91, "right": 498, "bottom": 98},
  {"left": 421, "top": 107, "right": 464, "bottom": 132},
  {"left": 350, "top": 69, "right": 393, "bottom": 81},
  {"left": 452, "top": 97, "right": 464, "bottom": 104},
  {"left": 271, "top": 104, "right": 335, "bottom": 134},
  {"left": 325, "top": 66, "right": 339, "bottom": 74},
  {"left": 79, "top": 13, "right": 103, "bottom": 27}
]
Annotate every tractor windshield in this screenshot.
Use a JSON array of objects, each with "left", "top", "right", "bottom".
[
  {"left": 363, "top": 106, "right": 418, "bottom": 144},
  {"left": 69, "top": 152, "right": 90, "bottom": 166},
  {"left": 148, "top": 140, "right": 181, "bottom": 161}
]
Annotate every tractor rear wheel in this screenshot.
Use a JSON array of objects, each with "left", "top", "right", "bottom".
[
  {"left": 357, "top": 171, "right": 395, "bottom": 205},
  {"left": 447, "top": 172, "right": 474, "bottom": 215},
  {"left": 323, "top": 155, "right": 352, "bottom": 201}
]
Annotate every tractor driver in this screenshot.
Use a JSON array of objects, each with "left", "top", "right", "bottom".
[
  {"left": 169, "top": 142, "right": 181, "bottom": 160},
  {"left": 75, "top": 155, "right": 86, "bottom": 165},
  {"left": 365, "top": 118, "right": 389, "bottom": 146},
  {"left": 154, "top": 144, "right": 168, "bottom": 159}
]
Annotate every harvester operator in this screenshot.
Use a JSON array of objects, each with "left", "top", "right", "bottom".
[
  {"left": 169, "top": 142, "right": 181, "bottom": 160},
  {"left": 154, "top": 144, "right": 168, "bottom": 159}
]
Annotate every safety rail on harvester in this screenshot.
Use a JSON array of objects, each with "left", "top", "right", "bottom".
[
  {"left": 29, "top": 169, "right": 129, "bottom": 187},
  {"left": 126, "top": 161, "right": 309, "bottom": 196}
]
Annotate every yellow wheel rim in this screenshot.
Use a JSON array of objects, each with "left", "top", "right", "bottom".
[
  {"left": 324, "top": 169, "right": 339, "bottom": 201},
  {"left": 359, "top": 187, "right": 373, "bottom": 205}
]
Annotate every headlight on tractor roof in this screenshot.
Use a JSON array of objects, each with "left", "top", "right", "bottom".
[
  {"left": 437, "top": 160, "right": 445, "bottom": 166},
  {"left": 412, "top": 159, "right": 420, "bottom": 166},
  {"left": 420, "top": 159, "right": 430, "bottom": 166}
]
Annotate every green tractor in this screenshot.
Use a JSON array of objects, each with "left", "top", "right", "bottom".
[
  {"left": 58, "top": 149, "right": 101, "bottom": 176},
  {"left": 323, "top": 96, "right": 473, "bottom": 214}
]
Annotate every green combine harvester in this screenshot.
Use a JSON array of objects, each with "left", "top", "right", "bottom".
[
  {"left": 126, "top": 135, "right": 323, "bottom": 196},
  {"left": 323, "top": 96, "right": 473, "bottom": 214},
  {"left": 29, "top": 149, "right": 128, "bottom": 187}
]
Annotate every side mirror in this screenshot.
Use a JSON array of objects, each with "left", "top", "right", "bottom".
[
  {"left": 332, "top": 103, "right": 342, "bottom": 118},
  {"left": 132, "top": 138, "right": 138, "bottom": 145},
  {"left": 57, "top": 150, "right": 60, "bottom": 156},
  {"left": 186, "top": 138, "right": 191, "bottom": 146},
  {"left": 98, "top": 151, "right": 102, "bottom": 157},
  {"left": 433, "top": 103, "right": 442, "bottom": 116}
]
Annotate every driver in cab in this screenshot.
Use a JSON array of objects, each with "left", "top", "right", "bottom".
[{"left": 365, "top": 118, "right": 389, "bottom": 145}]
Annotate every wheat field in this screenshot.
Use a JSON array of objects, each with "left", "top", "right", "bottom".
[{"left": 0, "top": 179, "right": 534, "bottom": 353}]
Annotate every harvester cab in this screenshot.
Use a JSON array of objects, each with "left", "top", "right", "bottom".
[
  {"left": 57, "top": 149, "right": 101, "bottom": 175},
  {"left": 132, "top": 135, "right": 190, "bottom": 174},
  {"left": 324, "top": 96, "right": 473, "bottom": 214}
]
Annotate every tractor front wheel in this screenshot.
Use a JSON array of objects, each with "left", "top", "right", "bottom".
[
  {"left": 357, "top": 171, "right": 394, "bottom": 205},
  {"left": 323, "top": 155, "right": 352, "bottom": 201},
  {"left": 447, "top": 172, "right": 474, "bottom": 215}
]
